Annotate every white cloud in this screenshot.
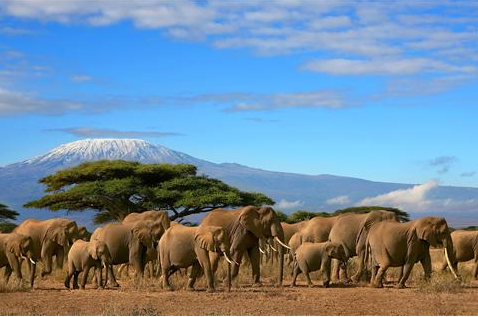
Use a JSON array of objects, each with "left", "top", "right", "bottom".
[
  {"left": 45, "top": 127, "right": 184, "bottom": 138},
  {"left": 275, "top": 199, "right": 304, "bottom": 210},
  {"left": 359, "top": 180, "right": 438, "bottom": 208},
  {"left": 326, "top": 195, "right": 350, "bottom": 205},
  {"left": 70, "top": 75, "right": 92, "bottom": 82},
  {"left": 302, "top": 58, "right": 476, "bottom": 76}
]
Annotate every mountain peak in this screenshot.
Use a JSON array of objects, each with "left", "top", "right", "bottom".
[{"left": 20, "top": 138, "right": 201, "bottom": 167}]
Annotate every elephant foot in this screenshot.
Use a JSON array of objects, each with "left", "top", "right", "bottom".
[
  {"left": 111, "top": 282, "right": 120, "bottom": 288},
  {"left": 350, "top": 276, "right": 360, "bottom": 284},
  {"left": 185, "top": 286, "right": 195, "bottom": 291},
  {"left": 323, "top": 281, "right": 329, "bottom": 288},
  {"left": 80, "top": 285, "right": 85, "bottom": 290},
  {"left": 206, "top": 288, "right": 215, "bottom": 293},
  {"left": 73, "top": 285, "right": 79, "bottom": 290},
  {"left": 289, "top": 283, "right": 296, "bottom": 288},
  {"left": 371, "top": 282, "right": 383, "bottom": 288},
  {"left": 397, "top": 283, "right": 407, "bottom": 289},
  {"left": 308, "top": 283, "right": 315, "bottom": 288}
]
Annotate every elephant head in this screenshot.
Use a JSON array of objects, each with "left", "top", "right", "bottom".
[
  {"left": 325, "top": 241, "right": 347, "bottom": 262},
  {"left": 88, "top": 239, "right": 111, "bottom": 266},
  {"left": 195, "top": 226, "right": 232, "bottom": 258},
  {"left": 6, "top": 233, "right": 36, "bottom": 265},
  {"left": 229, "top": 206, "right": 265, "bottom": 249},
  {"left": 414, "top": 217, "right": 458, "bottom": 278},
  {"left": 43, "top": 225, "right": 69, "bottom": 249}
]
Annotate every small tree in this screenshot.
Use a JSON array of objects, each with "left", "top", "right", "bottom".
[
  {"left": 0, "top": 203, "right": 19, "bottom": 233},
  {"left": 25, "top": 160, "right": 274, "bottom": 224},
  {"left": 333, "top": 206, "right": 410, "bottom": 222}
]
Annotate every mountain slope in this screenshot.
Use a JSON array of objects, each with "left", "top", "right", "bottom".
[{"left": 1, "top": 138, "right": 477, "bottom": 228}]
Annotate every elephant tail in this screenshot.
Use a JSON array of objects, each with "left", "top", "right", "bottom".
[{"left": 364, "top": 238, "right": 371, "bottom": 270}]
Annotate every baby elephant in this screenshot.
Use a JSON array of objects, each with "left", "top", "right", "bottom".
[
  {"left": 65, "top": 239, "right": 111, "bottom": 289},
  {"left": 291, "top": 241, "right": 347, "bottom": 288}
]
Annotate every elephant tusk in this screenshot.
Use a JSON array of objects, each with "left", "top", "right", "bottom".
[
  {"left": 29, "top": 258, "right": 36, "bottom": 265},
  {"left": 268, "top": 243, "right": 277, "bottom": 252},
  {"left": 223, "top": 252, "right": 233, "bottom": 265},
  {"left": 259, "top": 247, "right": 266, "bottom": 254},
  {"left": 444, "top": 248, "right": 459, "bottom": 280},
  {"left": 21, "top": 255, "right": 27, "bottom": 260},
  {"left": 275, "top": 237, "right": 291, "bottom": 250}
]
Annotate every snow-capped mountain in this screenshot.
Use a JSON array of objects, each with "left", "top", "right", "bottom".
[{"left": 1, "top": 138, "right": 477, "bottom": 228}]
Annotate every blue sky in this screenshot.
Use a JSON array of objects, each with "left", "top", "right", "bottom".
[{"left": 0, "top": 0, "right": 477, "bottom": 187}]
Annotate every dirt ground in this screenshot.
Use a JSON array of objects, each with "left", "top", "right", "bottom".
[{"left": 1, "top": 250, "right": 477, "bottom": 316}]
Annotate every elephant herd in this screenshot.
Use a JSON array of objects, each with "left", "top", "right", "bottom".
[{"left": 0, "top": 206, "right": 477, "bottom": 293}]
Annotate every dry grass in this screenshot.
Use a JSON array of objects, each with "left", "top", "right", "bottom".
[{"left": 0, "top": 249, "right": 476, "bottom": 315}]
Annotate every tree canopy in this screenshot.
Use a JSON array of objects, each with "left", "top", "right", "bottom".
[
  {"left": 0, "top": 203, "right": 19, "bottom": 233},
  {"left": 25, "top": 160, "right": 274, "bottom": 224}
]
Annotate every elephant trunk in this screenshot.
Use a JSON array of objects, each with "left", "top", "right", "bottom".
[
  {"left": 271, "top": 225, "right": 285, "bottom": 287},
  {"left": 227, "top": 260, "right": 232, "bottom": 292}
]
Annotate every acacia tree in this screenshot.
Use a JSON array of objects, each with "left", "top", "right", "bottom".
[
  {"left": 333, "top": 206, "right": 410, "bottom": 222},
  {"left": 25, "top": 160, "right": 274, "bottom": 224},
  {"left": 0, "top": 203, "right": 19, "bottom": 233}
]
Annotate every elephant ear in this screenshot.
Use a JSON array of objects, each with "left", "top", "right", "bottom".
[
  {"left": 355, "top": 212, "right": 384, "bottom": 249},
  {"left": 416, "top": 220, "right": 438, "bottom": 246},
  {"left": 239, "top": 206, "right": 264, "bottom": 239},
  {"left": 88, "top": 241, "right": 99, "bottom": 260},
  {"left": 195, "top": 227, "right": 219, "bottom": 252},
  {"left": 7, "top": 239, "right": 21, "bottom": 257},
  {"left": 44, "top": 226, "right": 67, "bottom": 247}
]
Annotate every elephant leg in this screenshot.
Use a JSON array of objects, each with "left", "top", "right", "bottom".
[
  {"left": 397, "top": 262, "right": 414, "bottom": 289},
  {"left": 161, "top": 266, "right": 178, "bottom": 291},
  {"left": 196, "top": 247, "right": 215, "bottom": 292},
  {"left": 96, "top": 266, "right": 103, "bottom": 289},
  {"left": 420, "top": 252, "right": 432, "bottom": 280},
  {"left": 304, "top": 269, "right": 314, "bottom": 287},
  {"left": 371, "top": 265, "right": 378, "bottom": 284},
  {"left": 332, "top": 259, "right": 340, "bottom": 282},
  {"left": 64, "top": 271, "right": 74, "bottom": 289},
  {"left": 373, "top": 265, "right": 389, "bottom": 288},
  {"left": 290, "top": 264, "right": 300, "bottom": 287},
  {"left": 108, "top": 265, "right": 120, "bottom": 287},
  {"left": 248, "top": 247, "right": 261, "bottom": 286},
  {"left": 186, "top": 262, "right": 201, "bottom": 291},
  {"left": 81, "top": 266, "right": 91, "bottom": 289},
  {"left": 73, "top": 271, "right": 80, "bottom": 289},
  {"left": 4, "top": 266, "right": 12, "bottom": 284},
  {"left": 351, "top": 252, "right": 366, "bottom": 283},
  {"left": 340, "top": 260, "right": 349, "bottom": 283}
]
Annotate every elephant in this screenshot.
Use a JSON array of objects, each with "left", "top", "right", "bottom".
[
  {"left": 64, "top": 239, "right": 111, "bottom": 289},
  {"left": 90, "top": 220, "right": 156, "bottom": 287},
  {"left": 291, "top": 241, "right": 347, "bottom": 288},
  {"left": 367, "top": 217, "right": 458, "bottom": 288},
  {"left": 121, "top": 210, "right": 171, "bottom": 277},
  {"left": 159, "top": 223, "right": 233, "bottom": 292},
  {"left": 14, "top": 218, "right": 79, "bottom": 280},
  {"left": 77, "top": 226, "right": 92, "bottom": 241},
  {"left": 199, "top": 206, "right": 289, "bottom": 286},
  {"left": 439, "top": 230, "right": 478, "bottom": 279},
  {"left": 328, "top": 210, "right": 398, "bottom": 282},
  {"left": 0, "top": 233, "right": 37, "bottom": 287}
]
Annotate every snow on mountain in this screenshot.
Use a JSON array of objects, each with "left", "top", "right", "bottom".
[
  {"left": 21, "top": 138, "right": 206, "bottom": 167},
  {"left": 1, "top": 138, "right": 477, "bottom": 228}
]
